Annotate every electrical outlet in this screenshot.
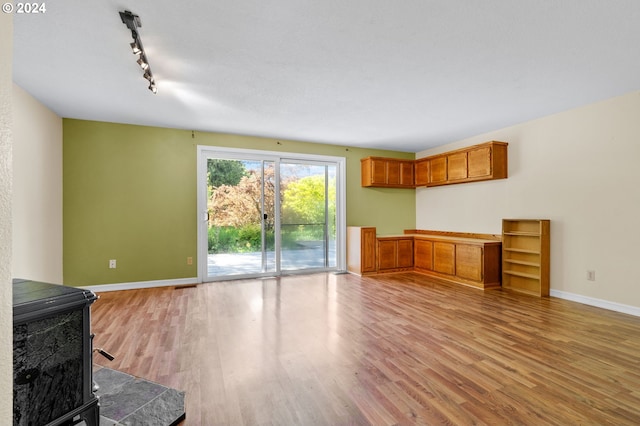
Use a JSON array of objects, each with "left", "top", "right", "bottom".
[
  {"left": 187, "top": 257, "right": 193, "bottom": 265},
  {"left": 587, "top": 270, "right": 595, "bottom": 281},
  {"left": 109, "top": 259, "right": 117, "bottom": 269}
]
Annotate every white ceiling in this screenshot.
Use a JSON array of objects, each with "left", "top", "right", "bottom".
[{"left": 12, "top": 1, "right": 640, "bottom": 153}]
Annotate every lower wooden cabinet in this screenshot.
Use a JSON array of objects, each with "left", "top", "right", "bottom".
[
  {"left": 414, "top": 239, "right": 433, "bottom": 270},
  {"left": 377, "top": 239, "right": 398, "bottom": 271},
  {"left": 433, "top": 242, "right": 456, "bottom": 275},
  {"left": 397, "top": 239, "right": 414, "bottom": 268},
  {"left": 346, "top": 227, "right": 377, "bottom": 275},
  {"left": 413, "top": 236, "right": 501, "bottom": 290},
  {"left": 377, "top": 237, "right": 414, "bottom": 272},
  {"left": 456, "top": 244, "right": 483, "bottom": 281},
  {"left": 347, "top": 227, "right": 502, "bottom": 290}
]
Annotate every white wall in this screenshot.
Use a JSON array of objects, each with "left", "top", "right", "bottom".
[
  {"left": 12, "top": 84, "right": 63, "bottom": 283},
  {"left": 0, "top": 9, "right": 13, "bottom": 425},
  {"left": 416, "top": 91, "right": 640, "bottom": 311}
]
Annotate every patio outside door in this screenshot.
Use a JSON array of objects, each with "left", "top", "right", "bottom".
[
  {"left": 198, "top": 147, "right": 344, "bottom": 282},
  {"left": 204, "top": 157, "right": 276, "bottom": 279}
]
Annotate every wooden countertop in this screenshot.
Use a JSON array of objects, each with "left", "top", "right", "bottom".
[{"left": 375, "top": 229, "right": 502, "bottom": 245}]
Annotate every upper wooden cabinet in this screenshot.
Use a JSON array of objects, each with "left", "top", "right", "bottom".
[
  {"left": 428, "top": 156, "right": 448, "bottom": 185},
  {"left": 414, "top": 158, "right": 429, "bottom": 186},
  {"left": 399, "top": 161, "right": 414, "bottom": 186},
  {"left": 447, "top": 151, "right": 468, "bottom": 182},
  {"left": 366, "top": 157, "right": 388, "bottom": 185},
  {"left": 361, "top": 157, "right": 415, "bottom": 188},
  {"left": 361, "top": 141, "right": 507, "bottom": 188},
  {"left": 467, "top": 145, "right": 493, "bottom": 178},
  {"left": 415, "top": 155, "right": 453, "bottom": 186},
  {"left": 414, "top": 141, "right": 508, "bottom": 187}
]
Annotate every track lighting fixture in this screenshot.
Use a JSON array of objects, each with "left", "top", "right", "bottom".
[{"left": 119, "top": 10, "right": 157, "bottom": 94}]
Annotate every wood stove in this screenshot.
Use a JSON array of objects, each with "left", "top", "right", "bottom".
[{"left": 13, "top": 279, "right": 99, "bottom": 426}]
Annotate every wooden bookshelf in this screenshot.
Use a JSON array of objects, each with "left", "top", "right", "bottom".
[{"left": 502, "top": 219, "right": 550, "bottom": 296}]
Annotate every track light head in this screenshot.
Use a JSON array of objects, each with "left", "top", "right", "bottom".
[
  {"left": 130, "top": 41, "right": 141, "bottom": 55},
  {"left": 137, "top": 57, "right": 149, "bottom": 71}
]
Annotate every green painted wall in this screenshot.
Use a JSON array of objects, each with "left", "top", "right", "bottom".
[{"left": 63, "top": 119, "right": 416, "bottom": 285}]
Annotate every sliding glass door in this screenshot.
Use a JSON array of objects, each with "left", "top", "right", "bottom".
[
  {"left": 280, "top": 160, "right": 337, "bottom": 271},
  {"left": 197, "top": 147, "right": 345, "bottom": 281}
]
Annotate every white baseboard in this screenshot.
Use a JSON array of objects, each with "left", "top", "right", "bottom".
[
  {"left": 79, "top": 277, "right": 199, "bottom": 293},
  {"left": 551, "top": 289, "right": 640, "bottom": 317}
]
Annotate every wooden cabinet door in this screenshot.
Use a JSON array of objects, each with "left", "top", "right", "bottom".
[
  {"left": 456, "top": 244, "right": 483, "bottom": 281},
  {"left": 377, "top": 240, "right": 397, "bottom": 271},
  {"left": 447, "top": 152, "right": 468, "bottom": 181},
  {"left": 397, "top": 239, "right": 414, "bottom": 268},
  {"left": 429, "top": 157, "right": 447, "bottom": 184},
  {"left": 386, "top": 160, "right": 400, "bottom": 185},
  {"left": 361, "top": 228, "right": 377, "bottom": 273},
  {"left": 370, "top": 158, "right": 387, "bottom": 185},
  {"left": 433, "top": 242, "right": 455, "bottom": 275},
  {"left": 414, "top": 239, "right": 433, "bottom": 270},
  {"left": 399, "top": 161, "right": 414, "bottom": 187},
  {"left": 467, "top": 146, "right": 492, "bottom": 178},
  {"left": 415, "top": 159, "right": 429, "bottom": 186}
]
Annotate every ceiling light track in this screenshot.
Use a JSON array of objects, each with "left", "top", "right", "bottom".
[{"left": 119, "top": 10, "right": 157, "bottom": 94}]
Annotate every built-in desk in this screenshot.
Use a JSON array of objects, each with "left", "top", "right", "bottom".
[{"left": 347, "top": 227, "right": 502, "bottom": 290}]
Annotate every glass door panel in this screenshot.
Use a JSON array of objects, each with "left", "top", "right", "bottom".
[
  {"left": 206, "top": 158, "right": 275, "bottom": 279},
  {"left": 280, "top": 161, "right": 337, "bottom": 271}
]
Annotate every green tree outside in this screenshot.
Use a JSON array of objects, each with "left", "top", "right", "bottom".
[
  {"left": 207, "top": 162, "right": 336, "bottom": 253},
  {"left": 281, "top": 175, "right": 335, "bottom": 225},
  {"left": 207, "top": 159, "right": 246, "bottom": 188}
]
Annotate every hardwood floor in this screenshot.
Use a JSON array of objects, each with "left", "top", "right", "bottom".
[{"left": 91, "top": 272, "right": 640, "bottom": 425}]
